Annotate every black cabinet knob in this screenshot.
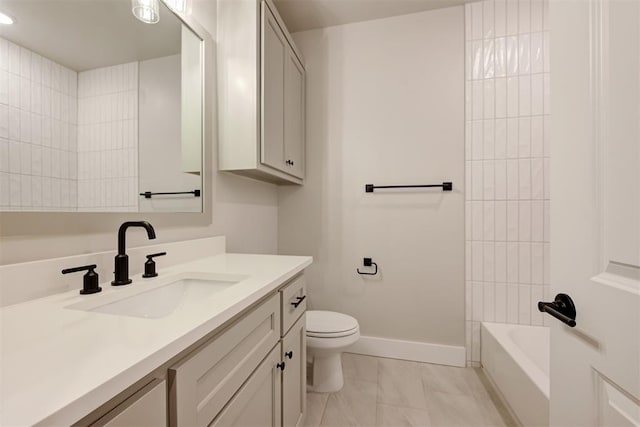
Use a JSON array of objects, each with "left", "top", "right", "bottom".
[
  {"left": 276, "top": 362, "right": 286, "bottom": 371},
  {"left": 285, "top": 351, "right": 293, "bottom": 360}
]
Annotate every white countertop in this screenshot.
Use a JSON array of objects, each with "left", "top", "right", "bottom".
[{"left": 0, "top": 253, "right": 312, "bottom": 426}]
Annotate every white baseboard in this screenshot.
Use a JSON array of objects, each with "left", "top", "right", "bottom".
[{"left": 347, "top": 335, "right": 466, "bottom": 367}]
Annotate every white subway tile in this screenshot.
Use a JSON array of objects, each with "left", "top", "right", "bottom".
[
  {"left": 507, "top": 200, "right": 519, "bottom": 241},
  {"left": 494, "top": 283, "right": 507, "bottom": 322},
  {"left": 495, "top": 159, "right": 507, "bottom": 200},
  {"left": 495, "top": 0, "right": 507, "bottom": 37},
  {"left": 472, "top": 242, "right": 484, "bottom": 281},
  {"left": 483, "top": 282, "right": 495, "bottom": 321},
  {"left": 19, "top": 47, "right": 31, "bottom": 79},
  {"left": 51, "top": 177, "right": 61, "bottom": 207},
  {"left": 484, "top": 200, "right": 495, "bottom": 240},
  {"left": 8, "top": 42, "right": 20, "bottom": 75},
  {"left": 544, "top": 200, "right": 550, "bottom": 242},
  {"left": 544, "top": 32, "right": 550, "bottom": 72},
  {"left": 507, "top": 284, "right": 519, "bottom": 322},
  {"left": 506, "top": 118, "right": 518, "bottom": 158},
  {"left": 543, "top": 157, "right": 550, "bottom": 199},
  {"left": 466, "top": 160, "right": 472, "bottom": 201},
  {"left": 484, "top": 242, "right": 495, "bottom": 282},
  {"left": 42, "top": 177, "right": 51, "bottom": 207},
  {"left": 31, "top": 83, "right": 41, "bottom": 115},
  {"left": 484, "top": 40, "right": 495, "bottom": 78},
  {"left": 531, "top": 32, "right": 544, "bottom": 73},
  {"left": 483, "top": 160, "right": 495, "bottom": 200},
  {"left": 531, "top": 73, "right": 544, "bottom": 115},
  {"left": 519, "top": 200, "right": 532, "bottom": 241},
  {"left": 519, "top": 117, "right": 531, "bottom": 158},
  {"left": 506, "top": 0, "right": 519, "bottom": 35},
  {"left": 31, "top": 145, "right": 41, "bottom": 176},
  {"left": 472, "top": 120, "right": 483, "bottom": 160},
  {"left": 495, "top": 38, "right": 506, "bottom": 77},
  {"left": 531, "top": 0, "right": 544, "bottom": 32},
  {"left": 495, "top": 118, "right": 507, "bottom": 158},
  {"left": 19, "top": 110, "right": 31, "bottom": 143},
  {"left": 519, "top": 242, "right": 531, "bottom": 283},
  {"left": 531, "top": 243, "right": 544, "bottom": 284},
  {"left": 20, "top": 174, "right": 31, "bottom": 206},
  {"left": 20, "top": 77, "right": 31, "bottom": 112},
  {"left": 518, "top": 284, "right": 531, "bottom": 324},
  {"left": 507, "top": 77, "right": 519, "bottom": 117},
  {"left": 32, "top": 175, "right": 42, "bottom": 207},
  {"left": 532, "top": 158, "right": 544, "bottom": 199},
  {"left": 543, "top": 115, "right": 551, "bottom": 157},
  {"left": 472, "top": 161, "right": 483, "bottom": 200},
  {"left": 543, "top": 242, "right": 550, "bottom": 284},
  {"left": 8, "top": 73, "right": 19, "bottom": 108},
  {"left": 483, "top": 0, "right": 495, "bottom": 39},
  {"left": 530, "top": 285, "right": 544, "bottom": 325},
  {"left": 543, "top": 1, "right": 550, "bottom": 31},
  {"left": 0, "top": 138, "right": 7, "bottom": 173},
  {"left": 466, "top": 201, "right": 472, "bottom": 240},
  {"left": 465, "top": 121, "right": 472, "bottom": 160},
  {"left": 0, "top": 172, "right": 8, "bottom": 206},
  {"left": 472, "top": 281, "right": 483, "bottom": 321},
  {"left": 31, "top": 113, "right": 41, "bottom": 146},
  {"left": 519, "top": 75, "right": 531, "bottom": 116},
  {"left": 495, "top": 242, "right": 507, "bottom": 282},
  {"left": 9, "top": 173, "right": 20, "bottom": 206},
  {"left": 519, "top": 159, "right": 531, "bottom": 199},
  {"left": 41, "top": 147, "right": 51, "bottom": 177},
  {"left": 0, "top": 70, "right": 7, "bottom": 105},
  {"left": 0, "top": 39, "right": 7, "bottom": 72},
  {"left": 519, "top": 0, "right": 531, "bottom": 34},
  {"left": 506, "top": 36, "right": 519, "bottom": 76},
  {"left": 466, "top": 42, "right": 473, "bottom": 81},
  {"left": 495, "top": 78, "right": 507, "bottom": 118},
  {"left": 0, "top": 105, "right": 6, "bottom": 139},
  {"left": 518, "top": 34, "right": 531, "bottom": 75},
  {"left": 483, "top": 120, "right": 495, "bottom": 158},
  {"left": 483, "top": 80, "right": 495, "bottom": 119},
  {"left": 465, "top": 4, "right": 472, "bottom": 41},
  {"left": 506, "top": 159, "right": 519, "bottom": 200},
  {"left": 543, "top": 73, "right": 551, "bottom": 114},
  {"left": 31, "top": 53, "right": 42, "bottom": 84},
  {"left": 8, "top": 140, "right": 20, "bottom": 174},
  {"left": 531, "top": 116, "right": 544, "bottom": 157},
  {"left": 473, "top": 80, "right": 483, "bottom": 120},
  {"left": 471, "top": 2, "right": 483, "bottom": 40}
]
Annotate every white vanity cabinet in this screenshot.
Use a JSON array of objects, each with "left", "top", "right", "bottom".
[
  {"left": 91, "top": 379, "right": 167, "bottom": 427},
  {"left": 218, "top": 0, "right": 305, "bottom": 184}
]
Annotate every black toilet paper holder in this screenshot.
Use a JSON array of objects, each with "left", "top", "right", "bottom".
[{"left": 357, "top": 258, "right": 378, "bottom": 276}]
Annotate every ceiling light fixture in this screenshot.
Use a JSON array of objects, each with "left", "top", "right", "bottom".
[
  {"left": 0, "top": 12, "right": 14, "bottom": 25},
  {"left": 132, "top": 0, "right": 159, "bottom": 24}
]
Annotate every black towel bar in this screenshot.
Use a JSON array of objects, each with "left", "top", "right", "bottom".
[
  {"left": 140, "top": 190, "right": 201, "bottom": 199},
  {"left": 365, "top": 182, "right": 452, "bottom": 193}
]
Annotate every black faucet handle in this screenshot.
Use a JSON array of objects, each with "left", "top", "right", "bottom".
[
  {"left": 146, "top": 252, "right": 166, "bottom": 260},
  {"left": 143, "top": 252, "right": 167, "bottom": 278},
  {"left": 62, "top": 264, "right": 102, "bottom": 295}
]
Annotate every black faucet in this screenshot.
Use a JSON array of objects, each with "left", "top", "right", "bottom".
[{"left": 112, "top": 221, "right": 156, "bottom": 286}]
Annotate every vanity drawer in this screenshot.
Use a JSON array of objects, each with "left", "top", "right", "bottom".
[
  {"left": 280, "top": 275, "right": 306, "bottom": 336},
  {"left": 168, "top": 293, "right": 281, "bottom": 427}
]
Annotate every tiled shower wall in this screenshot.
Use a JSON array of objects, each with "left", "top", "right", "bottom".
[
  {"left": 77, "top": 63, "right": 139, "bottom": 211},
  {"left": 0, "top": 37, "right": 78, "bottom": 210},
  {"left": 464, "top": 0, "right": 551, "bottom": 365}
]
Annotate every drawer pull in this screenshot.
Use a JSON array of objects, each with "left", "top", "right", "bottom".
[
  {"left": 285, "top": 351, "right": 293, "bottom": 360},
  {"left": 277, "top": 362, "right": 286, "bottom": 371},
  {"left": 291, "top": 295, "right": 306, "bottom": 308}
]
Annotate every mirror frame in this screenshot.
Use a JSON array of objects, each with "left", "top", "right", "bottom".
[{"left": 0, "top": 3, "right": 214, "bottom": 237}]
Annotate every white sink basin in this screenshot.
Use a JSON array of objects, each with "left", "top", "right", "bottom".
[{"left": 68, "top": 273, "right": 246, "bottom": 319}]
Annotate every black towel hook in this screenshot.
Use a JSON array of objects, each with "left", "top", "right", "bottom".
[{"left": 357, "top": 257, "right": 378, "bottom": 275}]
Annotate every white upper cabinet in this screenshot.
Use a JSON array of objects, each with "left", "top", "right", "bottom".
[{"left": 218, "top": 0, "right": 306, "bottom": 184}]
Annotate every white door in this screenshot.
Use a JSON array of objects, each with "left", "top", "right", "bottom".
[{"left": 550, "top": 0, "right": 640, "bottom": 425}]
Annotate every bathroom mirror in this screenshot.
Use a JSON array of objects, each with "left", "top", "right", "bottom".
[{"left": 0, "top": 0, "right": 204, "bottom": 213}]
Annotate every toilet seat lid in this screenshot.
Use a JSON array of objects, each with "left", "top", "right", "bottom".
[{"left": 306, "top": 310, "right": 359, "bottom": 337}]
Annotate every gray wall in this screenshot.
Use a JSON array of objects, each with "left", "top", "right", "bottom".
[{"left": 278, "top": 6, "right": 466, "bottom": 346}]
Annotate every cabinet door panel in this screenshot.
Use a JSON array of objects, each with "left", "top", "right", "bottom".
[
  {"left": 169, "top": 294, "right": 280, "bottom": 426},
  {"left": 261, "top": 3, "right": 286, "bottom": 172},
  {"left": 210, "top": 344, "right": 282, "bottom": 427},
  {"left": 284, "top": 51, "right": 305, "bottom": 179},
  {"left": 282, "top": 314, "right": 306, "bottom": 427},
  {"left": 94, "top": 379, "right": 166, "bottom": 427},
  {"left": 280, "top": 275, "right": 306, "bottom": 336}
]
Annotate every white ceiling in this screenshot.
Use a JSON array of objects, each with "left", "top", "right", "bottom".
[
  {"left": 0, "top": 0, "right": 182, "bottom": 72},
  {"left": 272, "top": 0, "right": 473, "bottom": 33}
]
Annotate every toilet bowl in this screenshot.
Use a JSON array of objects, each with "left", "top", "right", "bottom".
[{"left": 306, "top": 310, "right": 360, "bottom": 393}]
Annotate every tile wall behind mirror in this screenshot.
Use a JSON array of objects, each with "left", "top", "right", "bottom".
[{"left": 0, "top": 0, "right": 204, "bottom": 213}]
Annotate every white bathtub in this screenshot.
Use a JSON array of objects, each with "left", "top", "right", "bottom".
[{"left": 481, "top": 322, "right": 550, "bottom": 427}]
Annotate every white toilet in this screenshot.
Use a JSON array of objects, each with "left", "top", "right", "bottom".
[{"left": 306, "top": 310, "right": 360, "bottom": 393}]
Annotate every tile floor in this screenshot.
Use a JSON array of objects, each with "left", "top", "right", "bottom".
[{"left": 305, "top": 353, "right": 516, "bottom": 427}]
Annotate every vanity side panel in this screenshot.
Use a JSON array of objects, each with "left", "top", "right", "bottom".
[{"left": 217, "top": 0, "right": 260, "bottom": 171}]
